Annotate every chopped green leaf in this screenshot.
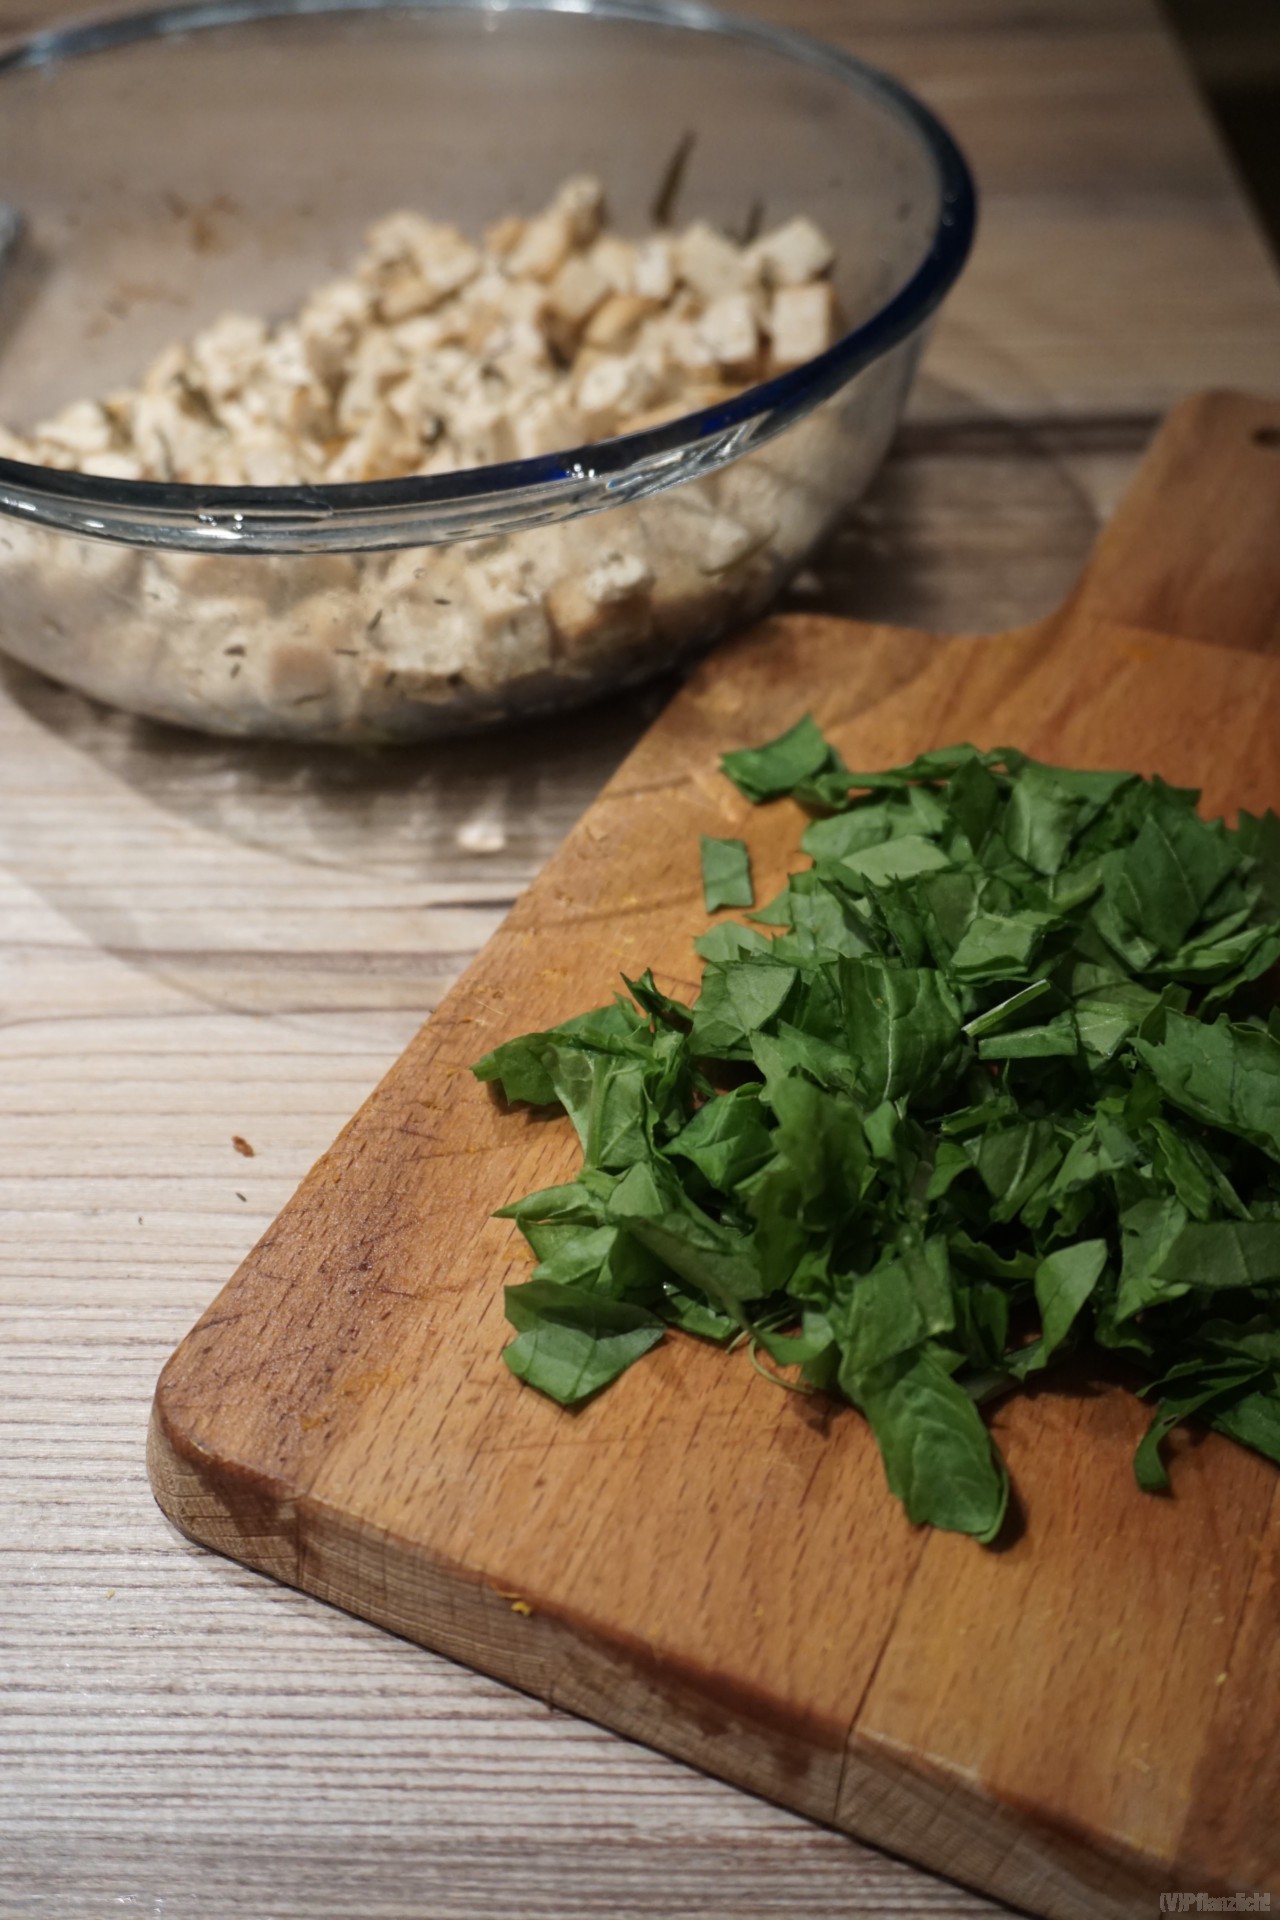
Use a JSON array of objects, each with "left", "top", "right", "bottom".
[
  {"left": 1156, "top": 1221, "right": 1280, "bottom": 1289},
  {"left": 1134, "top": 1364, "right": 1262, "bottom": 1491},
  {"left": 1136, "top": 1012, "right": 1280, "bottom": 1160},
  {"left": 1112, "top": 801, "right": 1238, "bottom": 957},
  {"left": 503, "top": 1277, "right": 664, "bottom": 1404},
  {"left": 700, "top": 836, "right": 754, "bottom": 912},
  {"left": 858, "top": 1347, "right": 1009, "bottom": 1544},
  {"left": 720, "top": 714, "right": 836, "bottom": 803},
  {"left": 480, "top": 726, "right": 1280, "bottom": 1541},
  {"left": 839, "top": 958, "right": 962, "bottom": 1104},
  {"left": 1034, "top": 1240, "right": 1107, "bottom": 1362},
  {"left": 688, "top": 956, "right": 798, "bottom": 1059},
  {"left": 839, "top": 835, "right": 951, "bottom": 888},
  {"left": 950, "top": 910, "right": 1055, "bottom": 983},
  {"left": 1212, "top": 1385, "right": 1280, "bottom": 1465},
  {"left": 669, "top": 1084, "right": 773, "bottom": 1191}
]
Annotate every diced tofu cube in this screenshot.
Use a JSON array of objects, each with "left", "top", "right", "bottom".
[
  {"left": 632, "top": 237, "right": 675, "bottom": 302},
  {"left": 506, "top": 211, "right": 574, "bottom": 282},
  {"left": 664, "top": 318, "right": 719, "bottom": 377},
  {"left": 447, "top": 397, "right": 518, "bottom": 470},
  {"left": 362, "top": 213, "right": 482, "bottom": 313},
  {"left": 466, "top": 555, "right": 553, "bottom": 685},
  {"left": 715, "top": 456, "right": 827, "bottom": 558},
  {"left": 141, "top": 343, "right": 191, "bottom": 397},
  {"left": 267, "top": 640, "right": 339, "bottom": 709},
  {"left": 484, "top": 213, "right": 525, "bottom": 258},
  {"left": 584, "top": 549, "right": 653, "bottom": 604},
  {"left": 361, "top": 551, "right": 484, "bottom": 705},
  {"left": 80, "top": 450, "right": 146, "bottom": 480},
  {"left": 546, "top": 255, "right": 611, "bottom": 331},
  {"left": 767, "top": 282, "right": 838, "bottom": 369},
  {"left": 255, "top": 330, "right": 333, "bottom": 438},
  {"left": 484, "top": 317, "right": 553, "bottom": 381},
  {"left": 32, "top": 399, "right": 116, "bottom": 461},
  {"left": 583, "top": 293, "right": 655, "bottom": 351},
  {"left": 127, "top": 391, "right": 220, "bottom": 480},
  {"left": 587, "top": 235, "right": 635, "bottom": 295},
  {"left": 574, "top": 352, "right": 660, "bottom": 432},
  {"left": 659, "top": 490, "right": 766, "bottom": 576},
  {"left": 335, "top": 328, "right": 405, "bottom": 433},
  {"left": 546, "top": 548, "right": 654, "bottom": 661},
  {"left": 325, "top": 403, "right": 422, "bottom": 481},
  {"left": 298, "top": 278, "right": 374, "bottom": 382},
  {"left": 696, "top": 291, "right": 760, "bottom": 376},
  {"left": 236, "top": 423, "right": 320, "bottom": 486},
  {"left": 376, "top": 265, "right": 438, "bottom": 324},
  {"left": 189, "top": 313, "right": 269, "bottom": 405},
  {"left": 507, "top": 394, "right": 579, "bottom": 461},
  {"left": 748, "top": 214, "right": 835, "bottom": 287},
  {"left": 674, "top": 221, "right": 751, "bottom": 301}
]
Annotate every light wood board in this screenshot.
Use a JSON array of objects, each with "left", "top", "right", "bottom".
[{"left": 150, "top": 392, "right": 1280, "bottom": 1920}]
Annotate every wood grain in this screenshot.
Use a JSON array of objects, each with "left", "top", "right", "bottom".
[
  {"left": 149, "top": 391, "right": 1280, "bottom": 1920},
  {"left": 5, "top": 0, "right": 1280, "bottom": 1914}
]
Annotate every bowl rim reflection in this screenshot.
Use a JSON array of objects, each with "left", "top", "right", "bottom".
[{"left": 0, "top": 0, "right": 976, "bottom": 552}]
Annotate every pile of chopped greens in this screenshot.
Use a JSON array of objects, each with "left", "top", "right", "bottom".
[{"left": 474, "top": 717, "right": 1280, "bottom": 1542}]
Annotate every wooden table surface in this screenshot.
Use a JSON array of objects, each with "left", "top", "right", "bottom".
[{"left": 2, "top": 4, "right": 1278, "bottom": 1917}]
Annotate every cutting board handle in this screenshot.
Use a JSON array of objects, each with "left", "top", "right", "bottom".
[{"left": 1052, "top": 390, "right": 1280, "bottom": 655}]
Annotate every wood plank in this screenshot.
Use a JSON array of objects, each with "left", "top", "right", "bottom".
[
  {"left": 3, "top": 0, "right": 1279, "bottom": 1910},
  {"left": 1063, "top": 389, "right": 1280, "bottom": 647},
  {"left": 725, "top": 0, "right": 1280, "bottom": 420},
  {"left": 150, "top": 392, "right": 1280, "bottom": 1919}
]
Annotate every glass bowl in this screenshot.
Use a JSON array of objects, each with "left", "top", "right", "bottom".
[{"left": 0, "top": 0, "right": 974, "bottom": 743}]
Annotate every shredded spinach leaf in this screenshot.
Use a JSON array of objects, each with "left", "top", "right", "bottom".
[
  {"left": 477, "top": 720, "right": 1280, "bottom": 1537},
  {"left": 700, "top": 836, "right": 754, "bottom": 913}
]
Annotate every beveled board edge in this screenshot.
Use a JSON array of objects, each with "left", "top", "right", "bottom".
[{"left": 147, "top": 1395, "right": 1168, "bottom": 1920}]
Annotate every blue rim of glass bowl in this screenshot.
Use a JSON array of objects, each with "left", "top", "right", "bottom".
[{"left": 0, "top": 0, "right": 976, "bottom": 551}]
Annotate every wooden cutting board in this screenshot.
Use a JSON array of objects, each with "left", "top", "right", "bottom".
[{"left": 149, "top": 391, "right": 1280, "bottom": 1920}]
